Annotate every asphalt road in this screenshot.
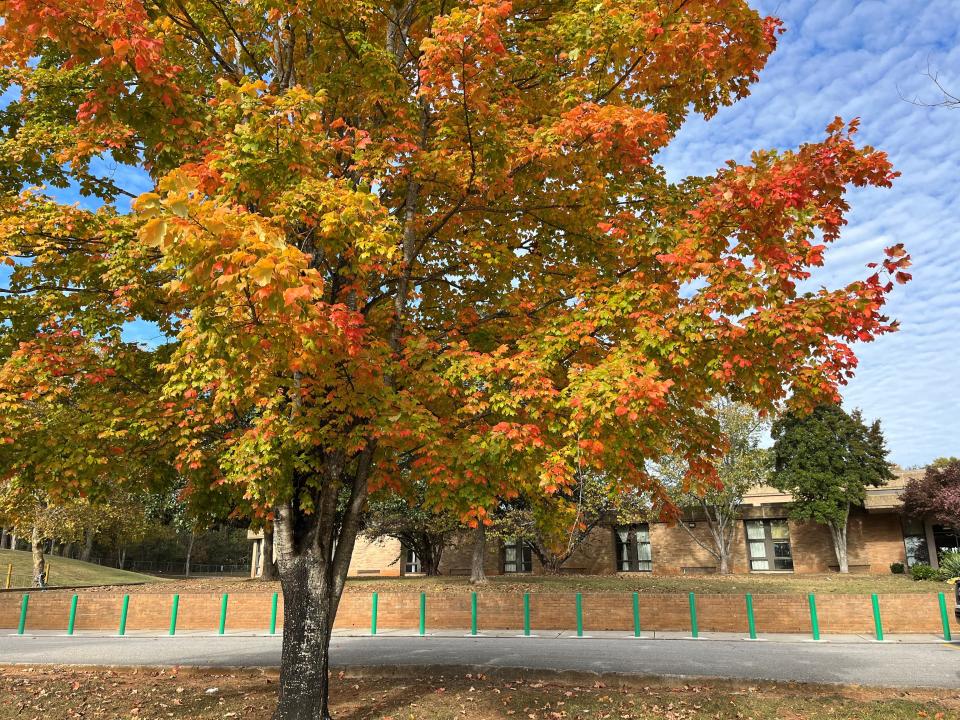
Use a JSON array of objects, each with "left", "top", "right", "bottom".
[{"left": 2, "top": 633, "right": 959, "bottom": 688}]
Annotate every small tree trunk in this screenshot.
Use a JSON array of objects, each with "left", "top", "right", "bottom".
[
  {"left": 829, "top": 514, "right": 850, "bottom": 574},
  {"left": 9, "top": 533, "right": 17, "bottom": 551},
  {"left": 718, "top": 552, "right": 731, "bottom": 575},
  {"left": 118, "top": 546, "right": 126, "bottom": 570},
  {"left": 0, "top": 527, "right": 7, "bottom": 549},
  {"left": 184, "top": 530, "right": 195, "bottom": 578},
  {"left": 80, "top": 527, "right": 95, "bottom": 562},
  {"left": 424, "top": 539, "right": 443, "bottom": 576},
  {"left": 261, "top": 526, "right": 277, "bottom": 581},
  {"left": 64, "top": 542, "right": 74, "bottom": 559},
  {"left": 30, "top": 527, "right": 45, "bottom": 587},
  {"left": 470, "top": 523, "right": 487, "bottom": 584}
]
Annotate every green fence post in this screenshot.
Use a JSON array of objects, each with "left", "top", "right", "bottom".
[
  {"left": 808, "top": 593, "right": 820, "bottom": 641},
  {"left": 575, "top": 593, "right": 584, "bottom": 637},
  {"left": 419, "top": 592, "right": 426, "bottom": 636},
  {"left": 745, "top": 593, "right": 757, "bottom": 640},
  {"left": 370, "top": 592, "right": 378, "bottom": 636},
  {"left": 67, "top": 594, "right": 78, "bottom": 636},
  {"left": 871, "top": 593, "right": 884, "bottom": 642},
  {"left": 270, "top": 592, "right": 279, "bottom": 635},
  {"left": 118, "top": 594, "right": 130, "bottom": 636},
  {"left": 219, "top": 594, "right": 229, "bottom": 635},
  {"left": 169, "top": 595, "right": 179, "bottom": 636},
  {"left": 939, "top": 592, "right": 952, "bottom": 642},
  {"left": 17, "top": 594, "right": 28, "bottom": 635},
  {"left": 632, "top": 592, "right": 641, "bottom": 637},
  {"left": 523, "top": 593, "right": 531, "bottom": 637},
  {"left": 471, "top": 592, "right": 478, "bottom": 636},
  {"left": 688, "top": 592, "right": 699, "bottom": 638}
]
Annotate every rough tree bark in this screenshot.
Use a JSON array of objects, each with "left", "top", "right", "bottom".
[
  {"left": 470, "top": 522, "right": 487, "bottom": 584},
  {"left": 30, "top": 526, "right": 45, "bottom": 586},
  {"left": 184, "top": 530, "right": 195, "bottom": 578}
]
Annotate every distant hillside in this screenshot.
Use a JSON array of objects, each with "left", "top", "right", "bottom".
[{"left": 0, "top": 549, "right": 159, "bottom": 589}]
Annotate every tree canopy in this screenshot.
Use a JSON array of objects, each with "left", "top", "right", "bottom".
[
  {"left": 0, "top": 1, "right": 910, "bottom": 717},
  {"left": 902, "top": 459, "right": 960, "bottom": 532}
]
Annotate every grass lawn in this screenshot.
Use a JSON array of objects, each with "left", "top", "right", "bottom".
[
  {"left": 65, "top": 570, "right": 948, "bottom": 596},
  {"left": 0, "top": 666, "right": 956, "bottom": 719},
  {"left": 0, "top": 549, "right": 158, "bottom": 588}
]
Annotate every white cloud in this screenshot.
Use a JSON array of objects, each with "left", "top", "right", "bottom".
[{"left": 657, "top": 0, "right": 960, "bottom": 466}]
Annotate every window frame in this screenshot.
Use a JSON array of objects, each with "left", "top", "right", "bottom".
[
  {"left": 403, "top": 546, "right": 423, "bottom": 575},
  {"left": 745, "top": 519, "right": 794, "bottom": 572},
  {"left": 615, "top": 523, "right": 652, "bottom": 572},
  {"left": 503, "top": 539, "right": 533, "bottom": 573}
]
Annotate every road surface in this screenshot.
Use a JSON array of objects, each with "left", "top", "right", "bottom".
[{"left": 2, "top": 632, "right": 959, "bottom": 688}]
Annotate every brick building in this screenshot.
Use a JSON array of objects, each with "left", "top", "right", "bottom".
[{"left": 248, "top": 467, "right": 960, "bottom": 578}]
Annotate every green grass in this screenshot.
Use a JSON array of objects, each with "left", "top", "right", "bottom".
[
  {"left": 342, "top": 571, "right": 939, "bottom": 595},
  {"left": 0, "top": 548, "right": 159, "bottom": 588}
]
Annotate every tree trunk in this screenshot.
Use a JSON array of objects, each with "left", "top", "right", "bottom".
[
  {"left": 184, "top": 530, "right": 195, "bottom": 578},
  {"left": 470, "top": 523, "right": 487, "bottom": 584},
  {"left": 274, "top": 557, "right": 339, "bottom": 720},
  {"left": 118, "top": 546, "right": 126, "bottom": 570},
  {"left": 0, "top": 527, "right": 7, "bottom": 549},
  {"left": 30, "top": 527, "right": 45, "bottom": 587},
  {"left": 80, "top": 527, "right": 95, "bottom": 562},
  {"left": 718, "top": 551, "right": 730, "bottom": 575},
  {"left": 64, "top": 541, "right": 74, "bottom": 559},
  {"left": 424, "top": 538, "right": 443, "bottom": 576},
  {"left": 261, "top": 526, "right": 277, "bottom": 581},
  {"left": 829, "top": 519, "right": 849, "bottom": 574}
]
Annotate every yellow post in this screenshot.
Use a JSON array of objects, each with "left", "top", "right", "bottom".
[
  {"left": 4, "top": 564, "right": 11, "bottom": 589},
  {"left": 43, "top": 563, "right": 50, "bottom": 585}
]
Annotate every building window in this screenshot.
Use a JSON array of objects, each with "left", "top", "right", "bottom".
[
  {"left": 503, "top": 540, "right": 532, "bottom": 573},
  {"left": 615, "top": 524, "right": 652, "bottom": 572},
  {"left": 745, "top": 519, "right": 794, "bottom": 572},
  {"left": 403, "top": 547, "right": 422, "bottom": 574},
  {"left": 933, "top": 525, "right": 960, "bottom": 556},
  {"left": 902, "top": 517, "right": 930, "bottom": 567}
]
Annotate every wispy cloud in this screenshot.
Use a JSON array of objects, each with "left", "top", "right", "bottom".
[{"left": 658, "top": 0, "right": 960, "bottom": 466}]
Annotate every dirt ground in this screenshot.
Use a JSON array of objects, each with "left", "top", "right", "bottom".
[{"left": 0, "top": 666, "right": 956, "bottom": 720}]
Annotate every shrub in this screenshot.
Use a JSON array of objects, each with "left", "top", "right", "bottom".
[
  {"left": 889, "top": 562, "right": 905, "bottom": 574},
  {"left": 938, "top": 551, "right": 960, "bottom": 580},
  {"left": 910, "top": 563, "right": 940, "bottom": 581}
]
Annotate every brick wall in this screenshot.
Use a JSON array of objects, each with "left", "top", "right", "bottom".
[
  {"left": 349, "top": 536, "right": 403, "bottom": 577},
  {"left": 0, "top": 590, "right": 948, "bottom": 635}
]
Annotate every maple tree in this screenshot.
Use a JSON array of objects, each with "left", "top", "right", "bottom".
[{"left": 0, "top": 1, "right": 911, "bottom": 717}]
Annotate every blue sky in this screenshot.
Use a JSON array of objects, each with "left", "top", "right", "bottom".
[
  {"left": 5, "top": 0, "right": 956, "bottom": 467},
  {"left": 658, "top": 0, "right": 960, "bottom": 467}
]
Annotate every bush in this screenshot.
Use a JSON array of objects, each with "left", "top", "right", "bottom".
[
  {"left": 938, "top": 551, "right": 960, "bottom": 579},
  {"left": 889, "top": 562, "right": 905, "bottom": 574},
  {"left": 910, "top": 563, "right": 941, "bottom": 581}
]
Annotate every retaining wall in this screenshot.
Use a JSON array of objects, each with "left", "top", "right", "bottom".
[{"left": 0, "top": 590, "right": 952, "bottom": 636}]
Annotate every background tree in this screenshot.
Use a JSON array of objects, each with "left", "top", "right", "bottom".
[
  {"left": 363, "top": 480, "right": 460, "bottom": 576},
  {"left": 771, "top": 404, "right": 894, "bottom": 573},
  {"left": 0, "top": 2, "right": 910, "bottom": 718},
  {"left": 901, "top": 459, "right": 960, "bottom": 534},
  {"left": 656, "top": 400, "right": 772, "bottom": 574}
]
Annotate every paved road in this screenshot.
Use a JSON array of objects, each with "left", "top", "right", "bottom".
[{"left": 2, "top": 633, "right": 959, "bottom": 688}]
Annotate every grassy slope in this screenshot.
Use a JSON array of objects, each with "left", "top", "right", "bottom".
[
  {"left": 0, "top": 667, "right": 956, "bottom": 720},
  {"left": 0, "top": 549, "right": 158, "bottom": 588}
]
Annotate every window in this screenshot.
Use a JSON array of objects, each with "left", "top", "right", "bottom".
[
  {"left": 503, "top": 539, "right": 532, "bottom": 573},
  {"left": 403, "top": 547, "right": 422, "bottom": 574},
  {"left": 615, "top": 524, "right": 652, "bottom": 572},
  {"left": 902, "top": 517, "right": 930, "bottom": 567},
  {"left": 933, "top": 524, "right": 960, "bottom": 556},
  {"left": 745, "top": 519, "right": 793, "bottom": 571}
]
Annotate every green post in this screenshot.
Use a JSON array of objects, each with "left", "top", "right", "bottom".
[
  {"left": 270, "top": 592, "right": 279, "bottom": 635},
  {"left": 939, "top": 592, "right": 952, "bottom": 642},
  {"left": 471, "top": 592, "right": 478, "bottom": 636},
  {"left": 419, "top": 592, "right": 426, "bottom": 636},
  {"left": 871, "top": 593, "right": 884, "bottom": 642},
  {"left": 118, "top": 594, "right": 130, "bottom": 636},
  {"left": 808, "top": 593, "right": 820, "bottom": 641},
  {"left": 688, "top": 592, "right": 699, "bottom": 638},
  {"left": 370, "top": 592, "right": 378, "bottom": 636},
  {"left": 169, "top": 595, "right": 179, "bottom": 636},
  {"left": 67, "top": 594, "right": 78, "bottom": 636},
  {"left": 523, "top": 593, "right": 531, "bottom": 636},
  {"left": 745, "top": 593, "right": 757, "bottom": 640},
  {"left": 219, "top": 593, "right": 229, "bottom": 635},
  {"left": 632, "top": 592, "right": 641, "bottom": 637},
  {"left": 575, "top": 593, "right": 583, "bottom": 637},
  {"left": 17, "top": 594, "right": 28, "bottom": 635}
]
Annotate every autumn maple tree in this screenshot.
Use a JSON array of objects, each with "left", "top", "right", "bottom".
[{"left": 0, "top": 1, "right": 910, "bottom": 718}]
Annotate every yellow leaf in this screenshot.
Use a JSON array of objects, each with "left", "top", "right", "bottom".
[
  {"left": 141, "top": 218, "right": 168, "bottom": 248},
  {"left": 249, "top": 262, "right": 274, "bottom": 287}
]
